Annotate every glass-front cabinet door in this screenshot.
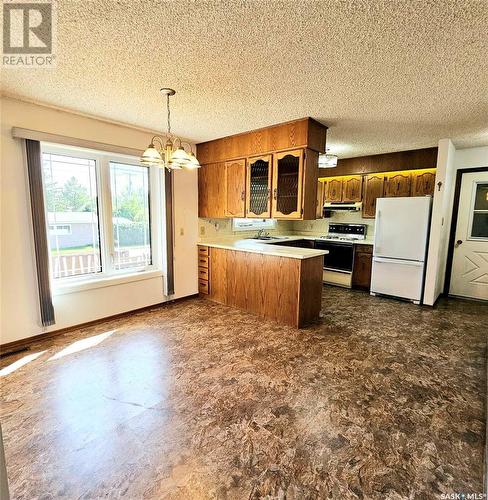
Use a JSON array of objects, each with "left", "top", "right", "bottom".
[
  {"left": 246, "top": 155, "right": 272, "bottom": 218},
  {"left": 272, "top": 149, "right": 304, "bottom": 219}
]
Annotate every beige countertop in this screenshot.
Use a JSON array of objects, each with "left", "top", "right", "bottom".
[
  {"left": 199, "top": 234, "right": 374, "bottom": 259},
  {"left": 199, "top": 236, "right": 329, "bottom": 260}
]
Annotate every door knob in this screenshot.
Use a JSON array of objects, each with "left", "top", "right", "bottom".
[{"left": 455, "top": 239, "right": 463, "bottom": 247}]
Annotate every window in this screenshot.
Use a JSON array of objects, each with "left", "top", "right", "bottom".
[
  {"left": 110, "top": 161, "right": 151, "bottom": 270},
  {"left": 43, "top": 153, "right": 102, "bottom": 278},
  {"left": 470, "top": 182, "right": 488, "bottom": 239},
  {"left": 41, "top": 145, "right": 163, "bottom": 285},
  {"left": 232, "top": 218, "right": 276, "bottom": 231}
]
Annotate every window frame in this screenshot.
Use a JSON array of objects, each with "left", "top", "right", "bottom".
[
  {"left": 467, "top": 181, "right": 488, "bottom": 241},
  {"left": 232, "top": 218, "right": 276, "bottom": 232},
  {"left": 41, "top": 143, "right": 164, "bottom": 291}
]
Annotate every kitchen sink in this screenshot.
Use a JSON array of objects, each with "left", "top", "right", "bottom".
[{"left": 247, "top": 236, "right": 289, "bottom": 241}]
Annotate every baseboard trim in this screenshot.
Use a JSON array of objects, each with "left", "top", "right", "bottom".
[{"left": 0, "top": 294, "right": 199, "bottom": 355}]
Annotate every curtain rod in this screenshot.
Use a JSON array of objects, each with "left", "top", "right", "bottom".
[{"left": 12, "top": 127, "right": 143, "bottom": 158}]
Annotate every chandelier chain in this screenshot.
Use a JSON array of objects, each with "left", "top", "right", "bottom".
[{"left": 167, "top": 93, "right": 171, "bottom": 136}]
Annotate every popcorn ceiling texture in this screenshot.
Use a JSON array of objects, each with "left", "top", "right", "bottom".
[{"left": 2, "top": 0, "right": 487, "bottom": 158}]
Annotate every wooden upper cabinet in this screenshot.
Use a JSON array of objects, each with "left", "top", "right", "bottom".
[
  {"left": 316, "top": 181, "right": 325, "bottom": 218},
  {"left": 272, "top": 149, "right": 303, "bottom": 219},
  {"left": 325, "top": 178, "right": 343, "bottom": 202},
  {"left": 198, "top": 162, "right": 226, "bottom": 218},
  {"left": 384, "top": 172, "right": 411, "bottom": 197},
  {"left": 246, "top": 155, "right": 272, "bottom": 218},
  {"left": 301, "top": 149, "right": 320, "bottom": 220},
  {"left": 411, "top": 169, "right": 436, "bottom": 196},
  {"left": 196, "top": 118, "right": 327, "bottom": 164},
  {"left": 363, "top": 174, "right": 384, "bottom": 218},
  {"left": 224, "top": 159, "right": 246, "bottom": 217},
  {"left": 342, "top": 175, "right": 363, "bottom": 202}
]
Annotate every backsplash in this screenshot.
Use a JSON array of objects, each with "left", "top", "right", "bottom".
[
  {"left": 199, "top": 219, "right": 294, "bottom": 240},
  {"left": 291, "top": 211, "right": 376, "bottom": 239},
  {"left": 199, "top": 212, "right": 375, "bottom": 240}
]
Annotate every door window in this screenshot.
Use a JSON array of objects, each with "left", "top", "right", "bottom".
[{"left": 470, "top": 183, "right": 488, "bottom": 239}]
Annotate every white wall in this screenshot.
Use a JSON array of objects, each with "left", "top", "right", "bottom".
[
  {"left": 454, "top": 145, "right": 488, "bottom": 171},
  {"left": 0, "top": 97, "right": 198, "bottom": 345},
  {"left": 424, "top": 141, "right": 488, "bottom": 305}
]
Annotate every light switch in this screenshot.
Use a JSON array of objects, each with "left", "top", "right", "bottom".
[{"left": 180, "top": 228, "right": 184, "bottom": 236}]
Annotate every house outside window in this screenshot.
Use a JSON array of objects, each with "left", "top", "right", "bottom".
[{"left": 48, "top": 224, "right": 72, "bottom": 236}]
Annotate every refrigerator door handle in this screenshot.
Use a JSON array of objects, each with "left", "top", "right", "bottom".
[
  {"left": 373, "top": 257, "right": 423, "bottom": 266},
  {"left": 375, "top": 209, "right": 381, "bottom": 253}
]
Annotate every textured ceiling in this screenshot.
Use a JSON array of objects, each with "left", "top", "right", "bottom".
[{"left": 2, "top": 0, "right": 488, "bottom": 158}]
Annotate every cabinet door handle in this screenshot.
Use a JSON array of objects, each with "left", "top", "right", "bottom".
[{"left": 273, "top": 188, "right": 277, "bottom": 200}]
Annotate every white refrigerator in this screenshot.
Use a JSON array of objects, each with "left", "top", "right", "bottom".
[{"left": 371, "top": 196, "right": 432, "bottom": 304}]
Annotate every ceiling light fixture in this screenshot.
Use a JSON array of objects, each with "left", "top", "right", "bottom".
[
  {"left": 318, "top": 148, "right": 338, "bottom": 168},
  {"left": 140, "top": 88, "right": 200, "bottom": 170}
]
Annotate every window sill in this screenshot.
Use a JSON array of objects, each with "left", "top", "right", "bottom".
[{"left": 52, "top": 269, "right": 164, "bottom": 296}]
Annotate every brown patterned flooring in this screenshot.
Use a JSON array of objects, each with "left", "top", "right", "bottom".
[{"left": 0, "top": 286, "right": 486, "bottom": 499}]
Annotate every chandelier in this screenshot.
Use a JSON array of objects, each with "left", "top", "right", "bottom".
[{"left": 140, "top": 88, "right": 200, "bottom": 170}]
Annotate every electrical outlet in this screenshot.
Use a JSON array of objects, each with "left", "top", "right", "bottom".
[
  {"left": 180, "top": 227, "right": 184, "bottom": 236},
  {"left": 200, "top": 226, "right": 205, "bottom": 236}
]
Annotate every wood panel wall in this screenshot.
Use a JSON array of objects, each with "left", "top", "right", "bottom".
[{"left": 319, "top": 147, "right": 438, "bottom": 177}]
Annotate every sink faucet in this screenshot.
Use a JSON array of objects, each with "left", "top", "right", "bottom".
[{"left": 256, "top": 229, "right": 269, "bottom": 239}]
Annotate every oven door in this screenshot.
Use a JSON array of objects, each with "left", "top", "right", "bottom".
[{"left": 315, "top": 241, "right": 354, "bottom": 272}]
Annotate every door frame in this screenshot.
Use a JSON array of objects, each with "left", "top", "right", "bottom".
[{"left": 443, "top": 166, "right": 488, "bottom": 295}]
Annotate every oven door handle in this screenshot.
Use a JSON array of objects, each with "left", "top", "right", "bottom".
[{"left": 324, "top": 267, "right": 352, "bottom": 274}]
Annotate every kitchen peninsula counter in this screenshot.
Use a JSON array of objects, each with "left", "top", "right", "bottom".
[
  {"left": 197, "top": 237, "right": 327, "bottom": 328},
  {"left": 200, "top": 236, "right": 328, "bottom": 260}
]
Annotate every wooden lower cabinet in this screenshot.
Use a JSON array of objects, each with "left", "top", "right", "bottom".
[
  {"left": 203, "top": 247, "right": 323, "bottom": 328},
  {"left": 208, "top": 247, "right": 227, "bottom": 304},
  {"left": 198, "top": 245, "right": 210, "bottom": 295},
  {"left": 352, "top": 244, "right": 373, "bottom": 290}
]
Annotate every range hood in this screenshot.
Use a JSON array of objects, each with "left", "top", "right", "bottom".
[{"left": 323, "top": 202, "right": 362, "bottom": 211}]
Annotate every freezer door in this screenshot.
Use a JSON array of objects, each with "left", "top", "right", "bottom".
[
  {"left": 374, "top": 197, "right": 431, "bottom": 261},
  {"left": 371, "top": 257, "right": 425, "bottom": 301}
]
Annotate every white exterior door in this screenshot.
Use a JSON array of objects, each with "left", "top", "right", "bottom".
[{"left": 449, "top": 171, "right": 488, "bottom": 300}]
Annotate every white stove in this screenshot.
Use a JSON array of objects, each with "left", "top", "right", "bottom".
[{"left": 314, "top": 224, "right": 367, "bottom": 288}]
